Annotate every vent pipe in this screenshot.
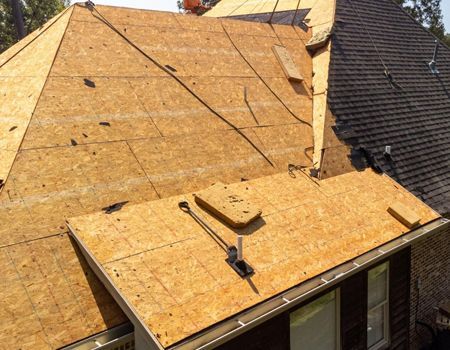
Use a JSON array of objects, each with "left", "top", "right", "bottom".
[
  {"left": 429, "top": 40, "right": 440, "bottom": 75},
  {"left": 237, "top": 235, "right": 243, "bottom": 262}
]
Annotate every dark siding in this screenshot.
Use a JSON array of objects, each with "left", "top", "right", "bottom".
[
  {"left": 216, "top": 313, "right": 289, "bottom": 350},
  {"left": 389, "top": 247, "right": 411, "bottom": 349},
  {"left": 216, "top": 249, "right": 411, "bottom": 350},
  {"left": 341, "top": 271, "right": 367, "bottom": 350}
]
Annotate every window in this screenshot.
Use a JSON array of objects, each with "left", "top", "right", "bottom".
[
  {"left": 367, "top": 262, "right": 389, "bottom": 349},
  {"left": 290, "top": 290, "right": 339, "bottom": 350}
]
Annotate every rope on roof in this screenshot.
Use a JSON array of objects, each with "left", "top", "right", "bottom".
[
  {"left": 85, "top": 3, "right": 275, "bottom": 168},
  {"left": 347, "top": 0, "right": 401, "bottom": 89},
  {"left": 291, "top": 0, "right": 302, "bottom": 26},
  {"left": 268, "top": 0, "right": 280, "bottom": 23},
  {"left": 221, "top": 21, "right": 313, "bottom": 128}
]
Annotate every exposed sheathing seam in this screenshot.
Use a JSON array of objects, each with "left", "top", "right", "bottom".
[
  {"left": 68, "top": 168, "right": 439, "bottom": 347},
  {"left": 0, "top": 7, "right": 73, "bottom": 193},
  {"left": 0, "top": 6, "right": 315, "bottom": 349},
  {"left": 205, "top": 0, "right": 319, "bottom": 17},
  {"left": 0, "top": 7, "right": 70, "bottom": 67}
]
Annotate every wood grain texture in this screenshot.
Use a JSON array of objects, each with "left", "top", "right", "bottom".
[
  {"left": 69, "top": 169, "right": 439, "bottom": 347},
  {"left": 272, "top": 45, "right": 304, "bottom": 82},
  {"left": 0, "top": 4, "right": 316, "bottom": 349},
  {"left": 194, "top": 182, "right": 262, "bottom": 228}
]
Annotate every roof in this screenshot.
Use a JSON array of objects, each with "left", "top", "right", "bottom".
[
  {"left": 211, "top": 0, "right": 450, "bottom": 216},
  {"left": 68, "top": 168, "right": 439, "bottom": 348},
  {"left": 327, "top": 0, "right": 450, "bottom": 215},
  {"left": 0, "top": 3, "right": 314, "bottom": 348},
  {"left": 205, "top": 0, "right": 318, "bottom": 17}
]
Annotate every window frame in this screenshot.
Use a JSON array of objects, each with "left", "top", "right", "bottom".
[
  {"left": 367, "top": 261, "right": 390, "bottom": 350},
  {"left": 289, "top": 288, "right": 341, "bottom": 350}
]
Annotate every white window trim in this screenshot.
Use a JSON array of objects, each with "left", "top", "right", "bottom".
[{"left": 368, "top": 262, "right": 390, "bottom": 350}]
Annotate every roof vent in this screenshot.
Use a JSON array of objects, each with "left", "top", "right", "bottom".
[
  {"left": 429, "top": 40, "right": 440, "bottom": 75},
  {"left": 384, "top": 145, "right": 392, "bottom": 160}
]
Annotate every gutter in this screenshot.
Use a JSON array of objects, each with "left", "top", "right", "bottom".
[
  {"left": 68, "top": 217, "right": 449, "bottom": 350},
  {"left": 170, "top": 217, "right": 449, "bottom": 350}
]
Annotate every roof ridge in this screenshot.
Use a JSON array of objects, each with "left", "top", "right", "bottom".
[
  {"left": 0, "top": 5, "right": 74, "bottom": 70},
  {"left": 385, "top": 0, "right": 450, "bottom": 51},
  {"left": 0, "top": 7, "right": 74, "bottom": 195}
]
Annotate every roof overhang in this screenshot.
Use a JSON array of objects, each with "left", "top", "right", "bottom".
[{"left": 68, "top": 215, "right": 448, "bottom": 350}]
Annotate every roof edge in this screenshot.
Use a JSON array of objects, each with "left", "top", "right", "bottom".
[
  {"left": 169, "top": 217, "right": 448, "bottom": 350},
  {"left": 0, "top": 6, "right": 74, "bottom": 196}
]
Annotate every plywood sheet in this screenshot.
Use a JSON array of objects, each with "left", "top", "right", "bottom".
[
  {"left": 128, "top": 129, "right": 277, "bottom": 198},
  {"left": 68, "top": 169, "right": 439, "bottom": 347},
  {"left": 0, "top": 9, "right": 73, "bottom": 194},
  {"left": 0, "top": 4, "right": 318, "bottom": 349},
  {"left": 272, "top": 45, "right": 304, "bottom": 82},
  {"left": 0, "top": 7, "right": 69, "bottom": 67},
  {"left": 50, "top": 19, "right": 165, "bottom": 78},
  {"left": 205, "top": 0, "right": 318, "bottom": 17},
  {"left": 0, "top": 234, "right": 126, "bottom": 349},
  {"left": 0, "top": 142, "right": 159, "bottom": 247},
  {"left": 194, "top": 182, "right": 262, "bottom": 227},
  {"left": 388, "top": 201, "right": 421, "bottom": 228},
  {"left": 21, "top": 77, "right": 162, "bottom": 149}
]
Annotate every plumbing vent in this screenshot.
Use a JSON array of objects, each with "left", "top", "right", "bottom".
[{"left": 190, "top": 182, "right": 262, "bottom": 277}]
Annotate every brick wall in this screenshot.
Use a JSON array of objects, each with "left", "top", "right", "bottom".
[{"left": 410, "top": 227, "right": 450, "bottom": 349}]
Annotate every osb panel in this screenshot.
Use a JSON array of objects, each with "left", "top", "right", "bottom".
[
  {"left": 183, "top": 76, "right": 307, "bottom": 128},
  {"left": 194, "top": 182, "right": 262, "bottom": 228},
  {"left": 225, "top": 33, "right": 285, "bottom": 78},
  {"left": 69, "top": 169, "right": 439, "bottom": 347},
  {"left": 0, "top": 10, "right": 72, "bottom": 192},
  {"left": 0, "top": 142, "right": 159, "bottom": 247},
  {"left": 253, "top": 123, "right": 313, "bottom": 168},
  {"left": 277, "top": 37, "right": 313, "bottom": 88},
  {"left": 128, "top": 78, "right": 229, "bottom": 136},
  {"left": 128, "top": 129, "right": 278, "bottom": 198},
  {"left": 21, "top": 77, "right": 161, "bottom": 149},
  {"left": 71, "top": 4, "right": 181, "bottom": 28},
  {"left": 124, "top": 25, "right": 253, "bottom": 78},
  {"left": 0, "top": 7, "right": 69, "bottom": 67},
  {"left": 0, "top": 77, "right": 44, "bottom": 151},
  {"left": 0, "top": 234, "right": 126, "bottom": 349},
  {"left": 305, "top": 0, "right": 336, "bottom": 28},
  {"left": 50, "top": 19, "right": 164, "bottom": 78},
  {"left": 312, "top": 93, "right": 327, "bottom": 165},
  {"left": 312, "top": 41, "right": 331, "bottom": 95},
  {"left": 0, "top": 8, "right": 72, "bottom": 77},
  {"left": 205, "top": 0, "right": 318, "bottom": 17},
  {"left": 263, "top": 77, "right": 313, "bottom": 121}
]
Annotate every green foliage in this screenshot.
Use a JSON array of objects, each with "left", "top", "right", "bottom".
[
  {"left": 395, "top": 0, "right": 447, "bottom": 40},
  {"left": 0, "top": 0, "right": 68, "bottom": 53},
  {"left": 443, "top": 34, "right": 450, "bottom": 47}
]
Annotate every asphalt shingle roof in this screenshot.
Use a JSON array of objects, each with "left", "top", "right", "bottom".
[{"left": 328, "top": 0, "right": 450, "bottom": 215}]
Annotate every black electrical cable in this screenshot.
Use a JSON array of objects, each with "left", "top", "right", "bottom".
[
  {"left": 85, "top": 3, "right": 275, "bottom": 168},
  {"left": 220, "top": 21, "right": 313, "bottom": 128}
]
